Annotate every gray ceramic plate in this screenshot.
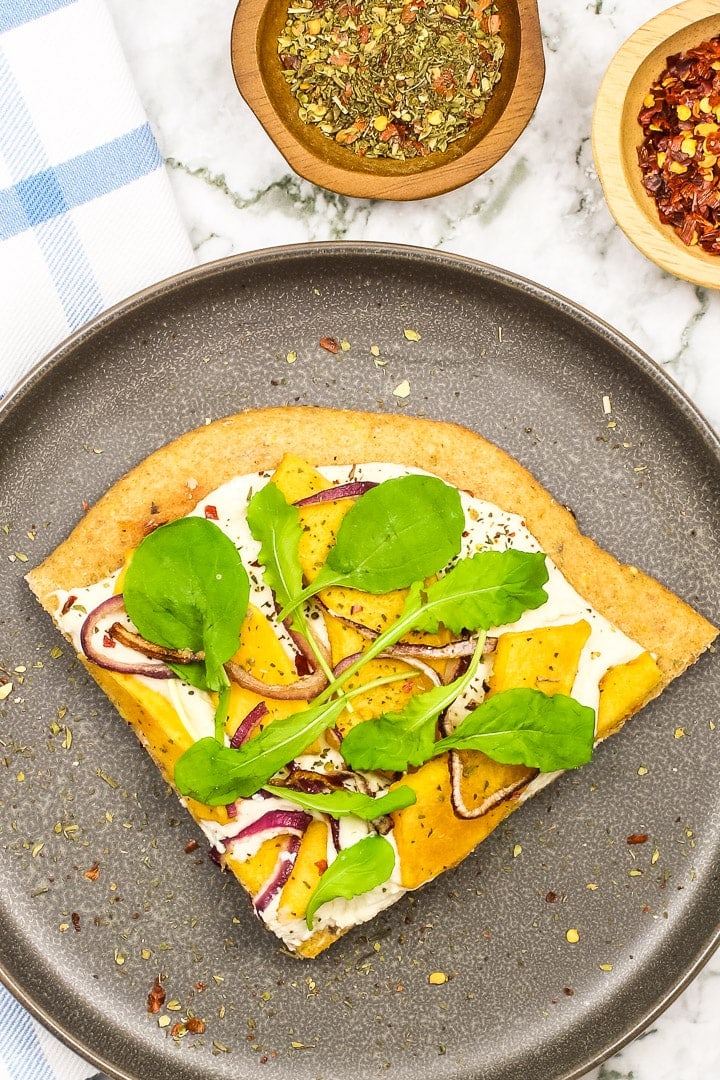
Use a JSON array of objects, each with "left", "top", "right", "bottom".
[{"left": 0, "top": 244, "right": 718, "bottom": 1080}]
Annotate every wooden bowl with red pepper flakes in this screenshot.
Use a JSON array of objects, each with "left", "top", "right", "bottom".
[
  {"left": 593, "top": 0, "right": 720, "bottom": 288},
  {"left": 230, "top": 0, "right": 544, "bottom": 201}
]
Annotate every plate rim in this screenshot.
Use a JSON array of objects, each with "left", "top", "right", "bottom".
[
  {"left": 1, "top": 241, "right": 719, "bottom": 1080},
  {"left": 3, "top": 240, "right": 718, "bottom": 449}
]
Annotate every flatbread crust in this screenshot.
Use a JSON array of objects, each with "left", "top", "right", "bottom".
[{"left": 26, "top": 406, "right": 717, "bottom": 956}]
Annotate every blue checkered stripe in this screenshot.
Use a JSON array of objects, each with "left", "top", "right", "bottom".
[
  {"left": 0, "top": 0, "right": 164, "bottom": 333},
  {"left": 0, "top": 980, "right": 107, "bottom": 1079}
]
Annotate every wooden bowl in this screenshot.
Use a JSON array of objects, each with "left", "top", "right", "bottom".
[
  {"left": 230, "top": 0, "right": 544, "bottom": 201},
  {"left": 592, "top": 0, "right": 720, "bottom": 288}
]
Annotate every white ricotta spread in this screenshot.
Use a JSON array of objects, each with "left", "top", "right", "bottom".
[{"left": 51, "top": 463, "right": 645, "bottom": 949}]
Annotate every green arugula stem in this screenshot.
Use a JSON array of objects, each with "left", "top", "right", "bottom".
[
  {"left": 214, "top": 675, "right": 231, "bottom": 743},
  {"left": 293, "top": 611, "right": 336, "bottom": 686},
  {"left": 314, "top": 597, "right": 430, "bottom": 707},
  {"left": 277, "top": 579, "right": 335, "bottom": 623}
]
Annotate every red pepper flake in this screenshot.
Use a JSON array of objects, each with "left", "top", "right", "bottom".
[
  {"left": 81, "top": 501, "right": 91, "bottom": 512},
  {"left": 71, "top": 912, "right": 81, "bottom": 932},
  {"left": 320, "top": 336, "right": 341, "bottom": 354},
  {"left": 204, "top": 504, "right": 219, "bottom": 521},
  {"left": 61, "top": 594, "right": 77, "bottom": 616},
  {"left": 627, "top": 833, "right": 649, "bottom": 845},
  {"left": 545, "top": 890, "right": 558, "bottom": 903},
  {"left": 186, "top": 1017, "right": 206, "bottom": 1035},
  {"left": 637, "top": 35, "right": 720, "bottom": 253},
  {"left": 315, "top": 859, "right": 329, "bottom": 874},
  {"left": 184, "top": 839, "right": 199, "bottom": 854},
  {"left": 83, "top": 862, "right": 100, "bottom": 881},
  {"left": 147, "top": 977, "right": 166, "bottom": 1014},
  {"left": 102, "top": 633, "right": 116, "bottom": 648}
]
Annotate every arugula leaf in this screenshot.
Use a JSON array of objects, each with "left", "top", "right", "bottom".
[
  {"left": 246, "top": 482, "right": 303, "bottom": 631},
  {"left": 281, "top": 474, "right": 464, "bottom": 615},
  {"left": 433, "top": 687, "right": 596, "bottom": 772},
  {"left": 167, "top": 659, "right": 210, "bottom": 691},
  {"left": 263, "top": 783, "right": 416, "bottom": 819},
  {"left": 123, "top": 517, "right": 249, "bottom": 692},
  {"left": 405, "top": 549, "right": 549, "bottom": 635},
  {"left": 305, "top": 834, "right": 395, "bottom": 929},
  {"left": 174, "top": 696, "right": 347, "bottom": 803},
  {"left": 340, "top": 635, "right": 486, "bottom": 772}
]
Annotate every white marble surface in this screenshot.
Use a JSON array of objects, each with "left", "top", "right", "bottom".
[{"left": 100, "top": 0, "right": 720, "bottom": 1076}]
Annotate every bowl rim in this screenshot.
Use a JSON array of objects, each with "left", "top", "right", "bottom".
[
  {"left": 230, "top": 0, "right": 545, "bottom": 201},
  {"left": 592, "top": 0, "right": 720, "bottom": 289}
]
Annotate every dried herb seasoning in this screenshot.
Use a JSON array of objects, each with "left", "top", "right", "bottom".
[
  {"left": 637, "top": 35, "right": 720, "bottom": 253},
  {"left": 278, "top": 0, "right": 505, "bottom": 159}
]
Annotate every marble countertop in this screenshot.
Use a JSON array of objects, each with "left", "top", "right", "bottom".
[{"left": 66, "top": 0, "right": 720, "bottom": 1076}]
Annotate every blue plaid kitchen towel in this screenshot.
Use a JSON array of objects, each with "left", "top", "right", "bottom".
[
  {"left": 0, "top": 985, "right": 106, "bottom": 1079},
  {"left": 0, "top": 0, "right": 195, "bottom": 400},
  {"left": 0, "top": 0, "right": 195, "bottom": 1075}
]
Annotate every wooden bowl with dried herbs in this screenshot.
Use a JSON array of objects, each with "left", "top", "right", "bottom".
[
  {"left": 230, "top": 0, "right": 544, "bottom": 201},
  {"left": 593, "top": 0, "right": 720, "bottom": 288}
]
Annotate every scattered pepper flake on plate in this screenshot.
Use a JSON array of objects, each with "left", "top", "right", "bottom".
[
  {"left": 637, "top": 35, "right": 720, "bottom": 253},
  {"left": 319, "top": 336, "right": 340, "bottom": 354},
  {"left": 147, "top": 977, "right": 166, "bottom": 1014}
]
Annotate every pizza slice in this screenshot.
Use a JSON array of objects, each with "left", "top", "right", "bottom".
[{"left": 26, "top": 407, "right": 717, "bottom": 957}]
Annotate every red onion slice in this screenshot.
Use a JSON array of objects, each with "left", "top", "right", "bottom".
[
  {"left": 230, "top": 809, "right": 312, "bottom": 842},
  {"left": 254, "top": 835, "right": 302, "bottom": 912},
  {"left": 80, "top": 594, "right": 174, "bottom": 679},
  {"left": 225, "top": 629, "right": 331, "bottom": 701},
  {"left": 107, "top": 622, "right": 201, "bottom": 665},
  {"left": 294, "top": 480, "right": 377, "bottom": 507},
  {"left": 226, "top": 658, "right": 328, "bottom": 700},
  {"left": 447, "top": 751, "right": 536, "bottom": 819},
  {"left": 230, "top": 701, "right": 269, "bottom": 748}
]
